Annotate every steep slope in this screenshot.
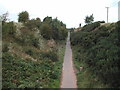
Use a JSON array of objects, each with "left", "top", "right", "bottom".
[
  {"left": 2, "top": 19, "right": 67, "bottom": 88},
  {"left": 70, "top": 21, "right": 120, "bottom": 88}
]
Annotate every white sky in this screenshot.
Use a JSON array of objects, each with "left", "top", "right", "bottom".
[{"left": 0, "top": 0, "right": 119, "bottom": 28}]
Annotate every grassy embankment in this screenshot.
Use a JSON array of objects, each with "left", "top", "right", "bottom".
[
  {"left": 2, "top": 21, "right": 66, "bottom": 88},
  {"left": 71, "top": 21, "right": 120, "bottom": 88}
]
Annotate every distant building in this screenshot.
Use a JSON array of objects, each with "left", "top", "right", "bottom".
[{"left": 118, "top": 1, "right": 120, "bottom": 21}]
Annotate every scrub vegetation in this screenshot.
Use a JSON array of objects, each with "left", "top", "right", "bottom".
[
  {"left": 2, "top": 11, "right": 67, "bottom": 88},
  {"left": 71, "top": 21, "right": 120, "bottom": 88}
]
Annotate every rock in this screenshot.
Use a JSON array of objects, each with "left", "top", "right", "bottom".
[{"left": 80, "top": 66, "right": 83, "bottom": 71}]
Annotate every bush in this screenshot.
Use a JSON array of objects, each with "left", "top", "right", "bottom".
[
  {"left": 15, "top": 27, "right": 40, "bottom": 48},
  {"left": 24, "top": 18, "right": 41, "bottom": 30},
  {"left": 2, "top": 22, "right": 16, "bottom": 37},
  {"left": 98, "top": 21, "right": 105, "bottom": 23},
  {"left": 117, "top": 21, "right": 120, "bottom": 43},
  {"left": 81, "top": 22, "right": 100, "bottom": 32},
  {"left": 31, "top": 38, "right": 39, "bottom": 48},
  {"left": 25, "top": 49, "right": 34, "bottom": 56},
  {"left": 41, "top": 51, "right": 58, "bottom": 62},
  {"left": 2, "top": 43, "right": 9, "bottom": 53},
  {"left": 40, "top": 23, "right": 52, "bottom": 40}
]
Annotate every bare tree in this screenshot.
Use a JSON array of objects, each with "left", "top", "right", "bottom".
[{"left": 0, "top": 12, "right": 9, "bottom": 22}]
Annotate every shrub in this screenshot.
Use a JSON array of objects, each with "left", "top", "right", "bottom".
[
  {"left": 81, "top": 22, "right": 100, "bottom": 32},
  {"left": 15, "top": 27, "right": 40, "bottom": 48},
  {"left": 24, "top": 18, "right": 41, "bottom": 30},
  {"left": 25, "top": 49, "right": 34, "bottom": 56},
  {"left": 2, "top": 22, "right": 16, "bottom": 37},
  {"left": 2, "top": 43, "right": 9, "bottom": 53},
  {"left": 40, "top": 23, "right": 52, "bottom": 40},
  {"left": 31, "top": 38, "right": 39, "bottom": 48},
  {"left": 40, "top": 51, "right": 58, "bottom": 62},
  {"left": 98, "top": 21, "right": 105, "bottom": 23}
]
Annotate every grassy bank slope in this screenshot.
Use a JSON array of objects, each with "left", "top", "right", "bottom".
[
  {"left": 71, "top": 21, "right": 120, "bottom": 88},
  {"left": 2, "top": 21, "right": 66, "bottom": 88}
]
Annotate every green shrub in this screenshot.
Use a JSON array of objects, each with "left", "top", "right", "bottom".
[
  {"left": 81, "top": 22, "right": 100, "bottom": 32},
  {"left": 24, "top": 18, "right": 41, "bottom": 30},
  {"left": 98, "top": 21, "right": 105, "bottom": 23},
  {"left": 2, "top": 43, "right": 9, "bottom": 52},
  {"left": 117, "top": 21, "right": 120, "bottom": 43},
  {"left": 2, "top": 21, "right": 16, "bottom": 37},
  {"left": 15, "top": 27, "right": 40, "bottom": 48},
  {"left": 40, "top": 51, "right": 58, "bottom": 62},
  {"left": 25, "top": 49, "right": 34, "bottom": 56},
  {"left": 40, "top": 23, "right": 52, "bottom": 40},
  {"left": 31, "top": 38, "right": 39, "bottom": 48}
]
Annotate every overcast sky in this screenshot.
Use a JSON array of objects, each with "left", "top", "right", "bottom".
[{"left": 0, "top": 0, "right": 119, "bottom": 28}]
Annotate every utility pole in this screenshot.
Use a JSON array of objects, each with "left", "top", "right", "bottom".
[
  {"left": 118, "top": 1, "right": 120, "bottom": 21},
  {"left": 106, "top": 7, "right": 109, "bottom": 23}
]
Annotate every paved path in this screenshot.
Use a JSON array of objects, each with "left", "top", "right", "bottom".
[{"left": 61, "top": 32, "right": 77, "bottom": 88}]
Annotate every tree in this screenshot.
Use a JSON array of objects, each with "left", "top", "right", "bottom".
[
  {"left": 18, "top": 11, "right": 29, "bottom": 23},
  {"left": 85, "top": 14, "right": 94, "bottom": 24},
  {"left": 51, "top": 18, "right": 67, "bottom": 40},
  {"left": 35, "top": 17, "right": 41, "bottom": 28},
  {"left": 24, "top": 18, "right": 41, "bottom": 30},
  {"left": 0, "top": 12, "right": 9, "bottom": 24},
  {"left": 40, "top": 23, "right": 52, "bottom": 40},
  {"left": 43, "top": 16, "right": 52, "bottom": 24},
  {"left": 40, "top": 16, "right": 67, "bottom": 40}
]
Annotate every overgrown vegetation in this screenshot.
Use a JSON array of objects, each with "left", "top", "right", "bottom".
[
  {"left": 40, "top": 17, "right": 67, "bottom": 40},
  {"left": 72, "top": 46, "right": 108, "bottom": 88},
  {"left": 2, "top": 21, "right": 16, "bottom": 38},
  {"left": 2, "top": 41, "right": 65, "bottom": 88},
  {"left": 71, "top": 21, "right": 120, "bottom": 88},
  {"left": 81, "top": 21, "right": 100, "bottom": 32},
  {"left": 84, "top": 14, "right": 94, "bottom": 24},
  {"left": 2, "top": 11, "right": 67, "bottom": 88}
]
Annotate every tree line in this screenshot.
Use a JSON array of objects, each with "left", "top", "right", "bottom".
[
  {"left": 18, "top": 11, "right": 67, "bottom": 40},
  {"left": 2, "top": 11, "right": 67, "bottom": 41}
]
